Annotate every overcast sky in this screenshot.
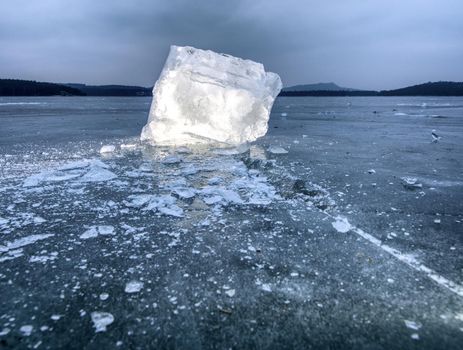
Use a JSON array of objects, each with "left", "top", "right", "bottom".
[{"left": 1, "top": 0, "right": 462, "bottom": 90}]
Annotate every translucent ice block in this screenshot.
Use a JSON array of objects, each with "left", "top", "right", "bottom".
[{"left": 141, "top": 46, "right": 282, "bottom": 146}]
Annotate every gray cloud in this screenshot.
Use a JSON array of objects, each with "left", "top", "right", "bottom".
[{"left": 1, "top": 0, "right": 462, "bottom": 89}]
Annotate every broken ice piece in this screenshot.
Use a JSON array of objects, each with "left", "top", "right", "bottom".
[
  {"left": 91, "top": 312, "right": 114, "bottom": 332},
  {"left": 225, "top": 289, "right": 236, "bottom": 297},
  {"left": 401, "top": 177, "right": 423, "bottom": 190},
  {"left": 19, "top": 325, "right": 33, "bottom": 336},
  {"left": 404, "top": 320, "right": 422, "bottom": 331},
  {"left": 100, "top": 145, "right": 116, "bottom": 154},
  {"left": 80, "top": 226, "right": 115, "bottom": 239},
  {"left": 261, "top": 284, "right": 272, "bottom": 292},
  {"left": 141, "top": 45, "right": 282, "bottom": 145},
  {"left": 331, "top": 216, "right": 352, "bottom": 233},
  {"left": 162, "top": 155, "right": 182, "bottom": 164},
  {"left": 125, "top": 281, "right": 144, "bottom": 293},
  {"left": 121, "top": 144, "right": 137, "bottom": 150},
  {"left": 267, "top": 146, "right": 288, "bottom": 154}
]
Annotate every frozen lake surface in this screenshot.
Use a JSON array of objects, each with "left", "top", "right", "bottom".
[{"left": 0, "top": 96, "right": 462, "bottom": 349}]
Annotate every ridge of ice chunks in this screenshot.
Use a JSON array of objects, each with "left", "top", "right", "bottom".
[
  {"left": 23, "top": 159, "right": 117, "bottom": 187},
  {"left": 270, "top": 177, "right": 334, "bottom": 211},
  {"left": 0, "top": 213, "right": 46, "bottom": 235},
  {"left": 123, "top": 159, "right": 279, "bottom": 216},
  {"left": 80, "top": 225, "right": 115, "bottom": 240},
  {"left": 0, "top": 234, "right": 54, "bottom": 253},
  {"left": 241, "top": 153, "right": 275, "bottom": 170},
  {"left": 125, "top": 194, "right": 184, "bottom": 217},
  {"left": 162, "top": 177, "right": 196, "bottom": 202},
  {"left": 239, "top": 149, "right": 334, "bottom": 210},
  {"left": 0, "top": 234, "right": 54, "bottom": 263},
  {"left": 199, "top": 186, "right": 244, "bottom": 205},
  {"left": 141, "top": 45, "right": 282, "bottom": 146}
]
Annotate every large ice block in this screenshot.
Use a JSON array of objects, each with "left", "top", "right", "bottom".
[{"left": 141, "top": 46, "right": 282, "bottom": 146}]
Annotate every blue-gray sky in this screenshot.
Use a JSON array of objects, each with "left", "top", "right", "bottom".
[{"left": 1, "top": 0, "right": 462, "bottom": 90}]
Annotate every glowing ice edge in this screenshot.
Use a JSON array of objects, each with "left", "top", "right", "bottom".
[{"left": 141, "top": 45, "right": 282, "bottom": 146}]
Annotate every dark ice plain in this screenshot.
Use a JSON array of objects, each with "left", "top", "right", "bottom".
[{"left": 0, "top": 96, "right": 462, "bottom": 349}]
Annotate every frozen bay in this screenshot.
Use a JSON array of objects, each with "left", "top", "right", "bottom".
[{"left": 0, "top": 96, "right": 462, "bottom": 348}]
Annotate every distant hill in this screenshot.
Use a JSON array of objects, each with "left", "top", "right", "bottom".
[
  {"left": 0, "top": 79, "right": 85, "bottom": 96},
  {"left": 381, "top": 81, "right": 463, "bottom": 96},
  {"left": 65, "top": 83, "right": 151, "bottom": 96},
  {"left": 279, "top": 81, "right": 463, "bottom": 97},
  {"left": 282, "top": 82, "right": 359, "bottom": 92},
  {"left": 280, "top": 90, "right": 378, "bottom": 97}
]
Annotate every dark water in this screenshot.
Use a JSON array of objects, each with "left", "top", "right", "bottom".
[{"left": 0, "top": 96, "right": 462, "bottom": 349}]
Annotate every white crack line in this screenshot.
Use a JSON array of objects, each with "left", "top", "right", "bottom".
[{"left": 331, "top": 214, "right": 463, "bottom": 298}]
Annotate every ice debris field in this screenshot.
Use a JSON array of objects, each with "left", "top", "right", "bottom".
[
  {"left": 0, "top": 140, "right": 349, "bottom": 346},
  {"left": 0, "top": 47, "right": 463, "bottom": 347},
  {"left": 1, "top": 128, "right": 463, "bottom": 348}
]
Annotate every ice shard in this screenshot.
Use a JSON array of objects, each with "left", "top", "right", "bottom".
[{"left": 141, "top": 46, "right": 282, "bottom": 146}]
